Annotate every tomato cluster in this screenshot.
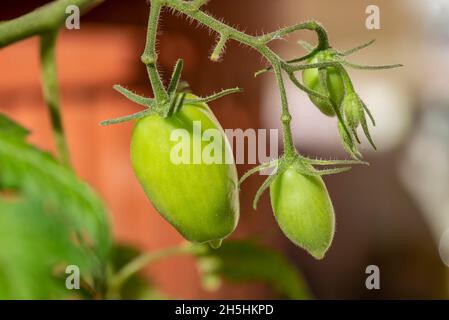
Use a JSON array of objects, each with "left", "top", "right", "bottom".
[
  {"left": 104, "top": 36, "right": 398, "bottom": 259},
  {"left": 124, "top": 60, "right": 369, "bottom": 259}
]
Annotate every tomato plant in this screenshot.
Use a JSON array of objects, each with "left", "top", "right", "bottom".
[{"left": 0, "top": 0, "right": 402, "bottom": 299}]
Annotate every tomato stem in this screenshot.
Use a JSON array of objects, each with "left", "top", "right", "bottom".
[
  {"left": 272, "top": 65, "right": 297, "bottom": 157},
  {"left": 146, "top": 0, "right": 332, "bottom": 157},
  {"left": 142, "top": 1, "right": 170, "bottom": 104},
  {"left": 106, "top": 242, "right": 204, "bottom": 299},
  {"left": 0, "top": 0, "right": 104, "bottom": 48},
  {"left": 40, "top": 31, "right": 72, "bottom": 168}
]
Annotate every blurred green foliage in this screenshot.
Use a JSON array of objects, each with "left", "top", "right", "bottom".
[
  {"left": 197, "top": 240, "right": 311, "bottom": 299},
  {"left": 0, "top": 114, "right": 110, "bottom": 299},
  {"left": 108, "top": 245, "right": 167, "bottom": 300}
]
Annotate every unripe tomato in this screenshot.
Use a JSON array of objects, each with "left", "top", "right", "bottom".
[
  {"left": 302, "top": 51, "right": 345, "bottom": 116},
  {"left": 131, "top": 95, "right": 239, "bottom": 245},
  {"left": 270, "top": 167, "right": 335, "bottom": 259}
]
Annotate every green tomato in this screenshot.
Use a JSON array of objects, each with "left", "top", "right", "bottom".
[
  {"left": 302, "top": 51, "right": 345, "bottom": 116},
  {"left": 131, "top": 95, "right": 239, "bottom": 245},
  {"left": 270, "top": 167, "right": 335, "bottom": 259}
]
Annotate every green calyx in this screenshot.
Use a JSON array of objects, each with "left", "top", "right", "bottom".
[
  {"left": 100, "top": 58, "right": 242, "bottom": 126},
  {"left": 239, "top": 152, "right": 367, "bottom": 210},
  {"left": 340, "top": 92, "right": 377, "bottom": 152}
]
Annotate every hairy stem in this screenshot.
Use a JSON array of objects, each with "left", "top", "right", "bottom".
[
  {"left": 142, "top": 0, "right": 169, "bottom": 103},
  {"left": 260, "top": 21, "right": 329, "bottom": 49},
  {"left": 40, "top": 31, "right": 71, "bottom": 167},
  {"left": 153, "top": 0, "right": 329, "bottom": 156},
  {"left": 273, "top": 65, "right": 295, "bottom": 157}
]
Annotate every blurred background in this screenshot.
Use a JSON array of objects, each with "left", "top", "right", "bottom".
[{"left": 1, "top": 0, "right": 448, "bottom": 299}]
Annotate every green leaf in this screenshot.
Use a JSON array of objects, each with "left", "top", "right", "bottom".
[
  {"left": 196, "top": 240, "right": 310, "bottom": 300},
  {"left": 0, "top": 199, "right": 90, "bottom": 299},
  {"left": 0, "top": 114, "right": 29, "bottom": 140},
  {"left": 0, "top": 114, "right": 111, "bottom": 299}
]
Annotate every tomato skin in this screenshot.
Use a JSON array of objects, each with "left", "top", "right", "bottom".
[
  {"left": 130, "top": 97, "right": 239, "bottom": 244},
  {"left": 270, "top": 167, "right": 335, "bottom": 259},
  {"left": 302, "top": 52, "right": 345, "bottom": 116}
]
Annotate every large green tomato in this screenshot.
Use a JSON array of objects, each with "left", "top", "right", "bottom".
[
  {"left": 270, "top": 167, "right": 335, "bottom": 259},
  {"left": 131, "top": 96, "right": 239, "bottom": 246},
  {"left": 302, "top": 51, "right": 345, "bottom": 116}
]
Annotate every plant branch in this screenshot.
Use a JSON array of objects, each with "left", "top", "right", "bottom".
[
  {"left": 40, "top": 31, "right": 71, "bottom": 167},
  {"left": 107, "top": 242, "right": 203, "bottom": 299},
  {"left": 0, "top": 0, "right": 104, "bottom": 48},
  {"left": 185, "top": 87, "right": 242, "bottom": 104},
  {"left": 260, "top": 21, "right": 329, "bottom": 48},
  {"left": 151, "top": 0, "right": 331, "bottom": 156},
  {"left": 273, "top": 65, "right": 295, "bottom": 156},
  {"left": 141, "top": 0, "right": 169, "bottom": 103}
]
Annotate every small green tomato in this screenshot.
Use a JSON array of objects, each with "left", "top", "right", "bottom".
[{"left": 270, "top": 167, "right": 335, "bottom": 259}]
